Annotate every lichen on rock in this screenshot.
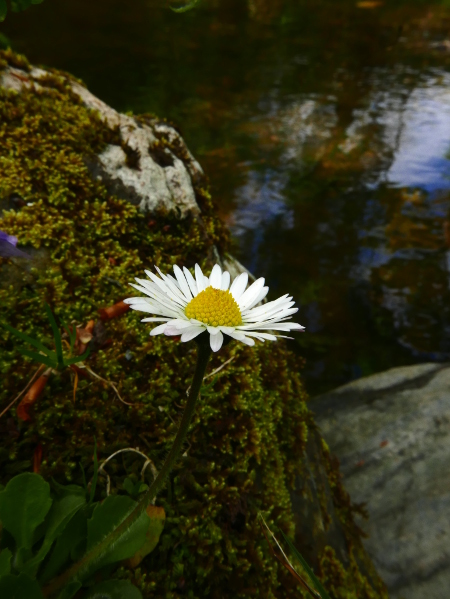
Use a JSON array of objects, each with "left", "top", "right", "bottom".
[{"left": 0, "top": 49, "right": 387, "bottom": 598}]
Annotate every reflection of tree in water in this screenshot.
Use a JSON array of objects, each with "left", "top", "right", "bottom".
[{"left": 233, "top": 65, "right": 450, "bottom": 394}]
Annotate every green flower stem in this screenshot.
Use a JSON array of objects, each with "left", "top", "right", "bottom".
[{"left": 43, "top": 338, "right": 212, "bottom": 597}]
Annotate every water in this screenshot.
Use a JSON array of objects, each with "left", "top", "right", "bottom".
[{"left": 3, "top": 0, "right": 450, "bottom": 394}]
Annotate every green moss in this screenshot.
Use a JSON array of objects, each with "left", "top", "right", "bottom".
[
  {"left": 0, "top": 48, "right": 30, "bottom": 71},
  {"left": 0, "top": 53, "right": 386, "bottom": 599}
]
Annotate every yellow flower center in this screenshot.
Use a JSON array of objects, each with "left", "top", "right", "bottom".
[{"left": 185, "top": 287, "right": 242, "bottom": 327}]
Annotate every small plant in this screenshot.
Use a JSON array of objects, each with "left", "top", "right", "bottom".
[
  {"left": 0, "top": 444, "right": 164, "bottom": 599},
  {"left": 3, "top": 303, "right": 89, "bottom": 371}
]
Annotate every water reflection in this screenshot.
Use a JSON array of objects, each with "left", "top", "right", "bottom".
[{"left": 4, "top": 0, "right": 450, "bottom": 393}]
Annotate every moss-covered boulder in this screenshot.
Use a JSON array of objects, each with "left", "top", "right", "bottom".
[{"left": 0, "top": 49, "right": 387, "bottom": 599}]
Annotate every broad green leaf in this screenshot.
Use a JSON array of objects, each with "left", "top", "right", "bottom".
[
  {"left": 11, "top": 0, "right": 33, "bottom": 12},
  {"left": 122, "top": 478, "right": 135, "bottom": 497},
  {"left": 0, "top": 0, "right": 7, "bottom": 21},
  {"left": 2, "top": 323, "right": 57, "bottom": 360},
  {"left": 125, "top": 505, "right": 165, "bottom": 568},
  {"left": 83, "top": 579, "right": 142, "bottom": 599},
  {"left": 22, "top": 494, "right": 86, "bottom": 578},
  {"left": 44, "top": 304, "right": 64, "bottom": 369},
  {"left": 39, "top": 508, "right": 87, "bottom": 584},
  {"left": 51, "top": 479, "right": 86, "bottom": 498},
  {"left": 0, "top": 549, "right": 12, "bottom": 576},
  {"left": 0, "top": 473, "right": 52, "bottom": 551},
  {"left": 86, "top": 495, "right": 150, "bottom": 570},
  {"left": 281, "top": 531, "right": 331, "bottom": 599},
  {"left": 56, "top": 580, "right": 82, "bottom": 599},
  {"left": 89, "top": 440, "right": 98, "bottom": 506},
  {"left": 0, "top": 573, "right": 44, "bottom": 598}
]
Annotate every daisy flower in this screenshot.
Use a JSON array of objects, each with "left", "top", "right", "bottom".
[{"left": 124, "top": 263, "right": 304, "bottom": 352}]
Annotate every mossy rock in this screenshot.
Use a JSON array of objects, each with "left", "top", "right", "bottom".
[{"left": 0, "top": 49, "right": 388, "bottom": 599}]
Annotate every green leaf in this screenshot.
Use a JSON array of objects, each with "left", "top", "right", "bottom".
[
  {"left": 3, "top": 323, "right": 57, "bottom": 361},
  {"left": 125, "top": 505, "right": 165, "bottom": 568},
  {"left": 0, "top": 473, "right": 52, "bottom": 551},
  {"left": 22, "top": 493, "right": 86, "bottom": 578},
  {"left": 61, "top": 319, "right": 76, "bottom": 355},
  {"left": 51, "top": 479, "right": 86, "bottom": 499},
  {"left": 44, "top": 304, "right": 64, "bottom": 369},
  {"left": 11, "top": 0, "right": 33, "bottom": 12},
  {"left": 55, "top": 580, "right": 82, "bottom": 599},
  {"left": 170, "top": 0, "right": 201, "bottom": 13},
  {"left": 39, "top": 508, "right": 87, "bottom": 584},
  {"left": 0, "top": 0, "right": 7, "bottom": 21},
  {"left": 122, "top": 478, "right": 135, "bottom": 497},
  {"left": 0, "top": 573, "right": 44, "bottom": 598},
  {"left": 17, "top": 348, "right": 57, "bottom": 369},
  {"left": 83, "top": 579, "right": 142, "bottom": 599},
  {"left": 280, "top": 531, "right": 331, "bottom": 599},
  {"left": 0, "top": 549, "right": 12, "bottom": 576},
  {"left": 86, "top": 495, "right": 150, "bottom": 570},
  {"left": 63, "top": 347, "right": 90, "bottom": 366},
  {"left": 89, "top": 440, "right": 98, "bottom": 506}
]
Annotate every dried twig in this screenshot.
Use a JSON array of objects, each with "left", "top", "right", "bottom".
[
  {"left": 186, "top": 355, "right": 234, "bottom": 397},
  {"left": 80, "top": 363, "right": 139, "bottom": 407},
  {"left": 0, "top": 363, "right": 46, "bottom": 420},
  {"left": 95, "top": 447, "right": 158, "bottom": 501}
]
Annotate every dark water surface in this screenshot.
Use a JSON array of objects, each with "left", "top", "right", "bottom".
[{"left": 4, "top": 0, "right": 450, "bottom": 395}]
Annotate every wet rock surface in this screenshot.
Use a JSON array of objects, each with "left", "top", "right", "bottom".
[{"left": 311, "top": 363, "right": 450, "bottom": 599}]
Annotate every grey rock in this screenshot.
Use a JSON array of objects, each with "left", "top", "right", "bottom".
[
  {"left": 310, "top": 363, "right": 450, "bottom": 599},
  {"left": 0, "top": 62, "right": 247, "bottom": 278},
  {"left": 1, "top": 65, "right": 200, "bottom": 217}
]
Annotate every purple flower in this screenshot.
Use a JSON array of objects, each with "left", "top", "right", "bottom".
[{"left": 0, "top": 230, "right": 31, "bottom": 259}]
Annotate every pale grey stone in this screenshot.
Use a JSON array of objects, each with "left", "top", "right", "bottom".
[{"left": 311, "top": 363, "right": 450, "bottom": 599}]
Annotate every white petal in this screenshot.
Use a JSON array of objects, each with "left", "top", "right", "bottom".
[
  {"left": 195, "top": 263, "right": 206, "bottom": 293},
  {"left": 165, "top": 318, "right": 192, "bottom": 329},
  {"left": 243, "top": 306, "right": 298, "bottom": 324},
  {"left": 238, "top": 278, "right": 265, "bottom": 311},
  {"left": 244, "top": 286, "right": 268, "bottom": 311},
  {"left": 219, "top": 326, "right": 235, "bottom": 335},
  {"left": 243, "top": 300, "right": 295, "bottom": 322},
  {"left": 210, "top": 331, "right": 224, "bottom": 352},
  {"left": 164, "top": 326, "right": 182, "bottom": 336},
  {"left": 229, "top": 272, "right": 248, "bottom": 301},
  {"left": 181, "top": 327, "right": 204, "bottom": 342},
  {"left": 243, "top": 294, "right": 290, "bottom": 318},
  {"left": 206, "top": 325, "right": 220, "bottom": 335},
  {"left": 173, "top": 265, "right": 193, "bottom": 301},
  {"left": 238, "top": 322, "right": 304, "bottom": 332},
  {"left": 243, "top": 331, "right": 277, "bottom": 341},
  {"left": 221, "top": 271, "right": 230, "bottom": 291},
  {"left": 226, "top": 330, "right": 255, "bottom": 346},
  {"left": 150, "top": 323, "right": 168, "bottom": 336},
  {"left": 155, "top": 267, "right": 188, "bottom": 304},
  {"left": 144, "top": 270, "right": 172, "bottom": 295},
  {"left": 183, "top": 267, "right": 198, "bottom": 297},
  {"left": 141, "top": 317, "right": 171, "bottom": 322},
  {"left": 209, "top": 264, "right": 222, "bottom": 289}
]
